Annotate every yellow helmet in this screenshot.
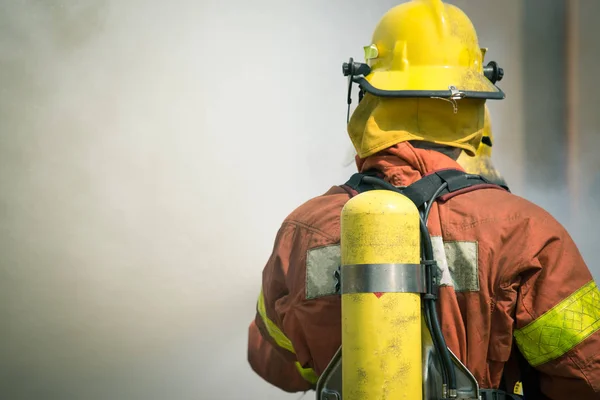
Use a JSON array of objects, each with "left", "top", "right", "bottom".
[
  {"left": 343, "top": 0, "right": 506, "bottom": 159},
  {"left": 343, "top": 0, "right": 504, "bottom": 101},
  {"left": 457, "top": 105, "right": 507, "bottom": 186}
]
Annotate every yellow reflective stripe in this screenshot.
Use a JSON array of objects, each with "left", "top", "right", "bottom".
[
  {"left": 257, "top": 288, "right": 295, "bottom": 353},
  {"left": 514, "top": 280, "right": 600, "bottom": 366},
  {"left": 513, "top": 381, "right": 523, "bottom": 396},
  {"left": 295, "top": 362, "right": 318, "bottom": 384},
  {"left": 256, "top": 289, "right": 319, "bottom": 384}
]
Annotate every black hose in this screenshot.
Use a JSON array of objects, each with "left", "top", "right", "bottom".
[
  {"left": 422, "top": 186, "right": 457, "bottom": 396},
  {"left": 420, "top": 204, "right": 449, "bottom": 386},
  {"left": 419, "top": 216, "right": 453, "bottom": 392},
  {"left": 421, "top": 264, "right": 449, "bottom": 387},
  {"left": 427, "top": 301, "right": 456, "bottom": 393},
  {"left": 425, "top": 304, "right": 448, "bottom": 386},
  {"left": 424, "top": 182, "right": 448, "bottom": 223}
]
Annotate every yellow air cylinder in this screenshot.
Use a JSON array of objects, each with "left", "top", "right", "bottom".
[{"left": 340, "top": 189, "right": 422, "bottom": 400}]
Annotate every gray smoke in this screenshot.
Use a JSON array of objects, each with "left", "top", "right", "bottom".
[{"left": 0, "top": 1, "right": 597, "bottom": 400}]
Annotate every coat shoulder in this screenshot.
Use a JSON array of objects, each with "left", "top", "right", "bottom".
[{"left": 283, "top": 186, "right": 350, "bottom": 240}]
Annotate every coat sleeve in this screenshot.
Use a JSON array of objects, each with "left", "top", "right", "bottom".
[
  {"left": 247, "top": 218, "right": 343, "bottom": 393},
  {"left": 247, "top": 319, "right": 313, "bottom": 393},
  {"left": 511, "top": 215, "right": 600, "bottom": 399}
]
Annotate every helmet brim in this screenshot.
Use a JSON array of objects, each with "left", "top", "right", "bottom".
[{"left": 358, "top": 66, "right": 504, "bottom": 100}]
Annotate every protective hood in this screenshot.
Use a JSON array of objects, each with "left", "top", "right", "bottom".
[
  {"left": 458, "top": 155, "right": 507, "bottom": 187},
  {"left": 456, "top": 105, "right": 508, "bottom": 186},
  {"left": 347, "top": 93, "right": 485, "bottom": 159}
]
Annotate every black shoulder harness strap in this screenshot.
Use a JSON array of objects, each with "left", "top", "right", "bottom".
[{"left": 341, "top": 168, "right": 510, "bottom": 206}]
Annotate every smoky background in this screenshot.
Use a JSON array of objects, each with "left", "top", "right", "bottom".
[{"left": 0, "top": 0, "right": 597, "bottom": 399}]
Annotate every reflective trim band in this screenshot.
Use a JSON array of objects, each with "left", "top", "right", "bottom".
[
  {"left": 306, "top": 244, "right": 341, "bottom": 299},
  {"left": 257, "top": 288, "right": 294, "bottom": 353},
  {"left": 257, "top": 289, "right": 318, "bottom": 383},
  {"left": 295, "top": 362, "right": 318, "bottom": 384},
  {"left": 431, "top": 237, "right": 480, "bottom": 292},
  {"left": 341, "top": 263, "right": 426, "bottom": 294},
  {"left": 514, "top": 280, "right": 600, "bottom": 366}
]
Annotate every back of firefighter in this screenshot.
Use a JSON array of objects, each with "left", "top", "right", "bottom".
[{"left": 247, "top": 1, "right": 600, "bottom": 398}]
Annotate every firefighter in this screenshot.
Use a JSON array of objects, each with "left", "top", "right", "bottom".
[{"left": 247, "top": 1, "right": 600, "bottom": 398}]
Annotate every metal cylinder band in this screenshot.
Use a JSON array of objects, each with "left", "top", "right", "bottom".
[{"left": 341, "top": 263, "right": 426, "bottom": 294}]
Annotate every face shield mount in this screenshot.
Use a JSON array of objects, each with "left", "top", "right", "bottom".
[
  {"left": 343, "top": 57, "right": 372, "bottom": 123},
  {"left": 342, "top": 57, "right": 505, "bottom": 123}
]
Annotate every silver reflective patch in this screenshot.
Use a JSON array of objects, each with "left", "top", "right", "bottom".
[
  {"left": 431, "top": 236, "right": 453, "bottom": 287},
  {"left": 306, "top": 244, "right": 341, "bottom": 299},
  {"left": 445, "top": 241, "right": 479, "bottom": 292},
  {"left": 431, "top": 237, "right": 479, "bottom": 292}
]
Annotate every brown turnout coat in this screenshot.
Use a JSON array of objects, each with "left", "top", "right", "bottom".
[{"left": 248, "top": 142, "right": 600, "bottom": 399}]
